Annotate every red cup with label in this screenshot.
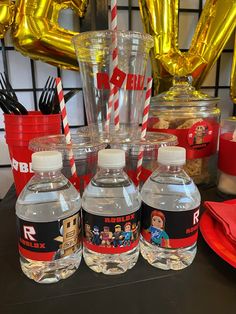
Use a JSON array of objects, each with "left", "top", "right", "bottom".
[
  {"left": 218, "top": 117, "right": 236, "bottom": 195},
  {"left": 148, "top": 76, "right": 220, "bottom": 185},
  {"left": 72, "top": 30, "right": 154, "bottom": 143},
  {"left": 4, "top": 111, "right": 61, "bottom": 195}
]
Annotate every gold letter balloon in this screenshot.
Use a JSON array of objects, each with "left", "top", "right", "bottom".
[
  {"left": 0, "top": 0, "right": 88, "bottom": 70},
  {"left": 139, "top": 0, "right": 236, "bottom": 94},
  {"left": 230, "top": 34, "right": 236, "bottom": 105},
  {"left": 0, "top": 1, "right": 15, "bottom": 39}
]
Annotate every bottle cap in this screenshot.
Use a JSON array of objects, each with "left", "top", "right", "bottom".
[
  {"left": 98, "top": 149, "right": 125, "bottom": 168},
  {"left": 32, "top": 151, "right": 63, "bottom": 171},
  {"left": 158, "top": 146, "right": 186, "bottom": 165}
]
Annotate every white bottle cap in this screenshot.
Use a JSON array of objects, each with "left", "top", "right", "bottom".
[
  {"left": 32, "top": 151, "right": 63, "bottom": 171},
  {"left": 158, "top": 146, "right": 186, "bottom": 165},
  {"left": 98, "top": 149, "right": 125, "bottom": 168}
]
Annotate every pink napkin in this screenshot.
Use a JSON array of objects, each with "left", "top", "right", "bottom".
[{"left": 204, "top": 201, "right": 236, "bottom": 243}]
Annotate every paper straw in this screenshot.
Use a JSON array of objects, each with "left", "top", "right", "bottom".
[
  {"left": 105, "top": 0, "right": 119, "bottom": 131},
  {"left": 111, "top": 0, "right": 118, "bottom": 31},
  {"left": 136, "top": 77, "right": 153, "bottom": 182},
  {"left": 56, "top": 77, "right": 79, "bottom": 189}
]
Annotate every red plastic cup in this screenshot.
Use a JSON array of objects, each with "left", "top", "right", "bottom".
[{"left": 4, "top": 111, "right": 61, "bottom": 195}]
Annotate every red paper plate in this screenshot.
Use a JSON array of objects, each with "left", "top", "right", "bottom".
[{"left": 200, "top": 199, "right": 236, "bottom": 268}]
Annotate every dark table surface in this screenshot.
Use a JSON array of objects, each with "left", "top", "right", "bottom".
[{"left": 0, "top": 185, "right": 236, "bottom": 314}]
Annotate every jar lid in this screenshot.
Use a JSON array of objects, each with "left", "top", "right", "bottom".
[
  {"left": 29, "top": 134, "right": 106, "bottom": 160},
  {"left": 151, "top": 76, "right": 219, "bottom": 107},
  {"left": 111, "top": 132, "right": 178, "bottom": 151}
]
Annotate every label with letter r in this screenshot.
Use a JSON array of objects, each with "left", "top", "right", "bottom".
[{"left": 16, "top": 211, "right": 82, "bottom": 261}]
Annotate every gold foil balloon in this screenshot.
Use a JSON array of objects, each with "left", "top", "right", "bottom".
[
  {"left": 230, "top": 33, "right": 236, "bottom": 105},
  {"left": 0, "top": 1, "right": 15, "bottom": 39},
  {"left": 190, "top": 0, "right": 236, "bottom": 88},
  {"left": 139, "top": 0, "right": 236, "bottom": 94},
  {"left": 11, "top": 0, "right": 88, "bottom": 70}
]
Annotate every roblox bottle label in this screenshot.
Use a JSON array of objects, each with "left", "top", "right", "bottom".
[
  {"left": 141, "top": 203, "right": 199, "bottom": 249},
  {"left": 16, "top": 212, "right": 82, "bottom": 261},
  {"left": 83, "top": 209, "right": 141, "bottom": 254}
]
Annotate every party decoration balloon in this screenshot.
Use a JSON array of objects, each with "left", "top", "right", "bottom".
[
  {"left": 139, "top": 0, "right": 236, "bottom": 94},
  {"left": 11, "top": 0, "right": 88, "bottom": 70},
  {"left": 189, "top": 0, "right": 236, "bottom": 88},
  {"left": 230, "top": 34, "right": 236, "bottom": 106},
  {"left": 0, "top": 1, "right": 15, "bottom": 39}
]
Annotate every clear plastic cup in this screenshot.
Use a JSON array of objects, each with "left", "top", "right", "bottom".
[
  {"left": 29, "top": 134, "right": 106, "bottom": 195},
  {"left": 111, "top": 132, "right": 178, "bottom": 188},
  {"left": 72, "top": 30, "right": 154, "bottom": 143}
]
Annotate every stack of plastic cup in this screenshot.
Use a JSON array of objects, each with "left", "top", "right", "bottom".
[{"left": 4, "top": 111, "right": 61, "bottom": 195}]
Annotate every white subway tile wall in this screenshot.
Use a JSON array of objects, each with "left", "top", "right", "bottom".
[{"left": 0, "top": 1, "right": 234, "bottom": 198}]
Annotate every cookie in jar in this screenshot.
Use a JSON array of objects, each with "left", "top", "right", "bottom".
[{"left": 148, "top": 76, "right": 221, "bottom": 186}]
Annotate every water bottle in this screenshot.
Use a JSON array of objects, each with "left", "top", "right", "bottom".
[
  {"left": 140, "top": 146, "right": 201, "bottom": 270},
  {"left": 16, "top": 151, "right": 82, "bottom": 283},
  {"left": 82, "top": 149, "right": 141, "bottom": 275}
]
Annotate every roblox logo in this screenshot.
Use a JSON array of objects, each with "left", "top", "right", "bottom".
[
  {"left": 11, "top": 158, "right": 33, "bottom": 173},
  {"left": 96, "top": 67, "right": 146, "bottom": 90}
]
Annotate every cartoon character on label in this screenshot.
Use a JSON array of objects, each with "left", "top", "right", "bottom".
[
  {"left": 112, "top": 224, "right": 123, "bottom": 247},
  {"left": 132, "top": 222, "right": 139, "bottom": 241},
  {"left": 85, "top": 223, "right": 93, "bottom": 243},
  {"left": 122, "top": 222, "right": 133, "bottom": 246},
  {"left": 92, "top": 225, "right": 101, "bottom": 245},
  {"left": 54, "top": 214, "right": 80, "bottom": 259},
  {"left": 193, "top": 125, "right": 208, "bottom": 145},
  {"left": 147, "top": 210, "right": 170, "bottom": 248},
  {"left": 100, "top": 226, "right": 112, "bottom": 247}
]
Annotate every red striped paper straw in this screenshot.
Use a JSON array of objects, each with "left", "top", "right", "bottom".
[
  {"left": 111, "top": 0, "right": 118, "bottom": 31},
  {"left": 136, "top": 77, "right": 153, "bottom": 182},
  {"left": 105, "top": 0, "right": 119, "bottom": 131},
  {"left": 56, "top": 77, "right": 79, "bottom": 189}
]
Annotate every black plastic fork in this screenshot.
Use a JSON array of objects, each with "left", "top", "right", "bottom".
[
  {"left": 38, "top": 76, "right": 56, "bottom": 114},
  {"left": 0, "top": 90, "right": 28, "bottom": 114},
  {"left": 0, "top": 72, "right": 18, "bottom": 101}
]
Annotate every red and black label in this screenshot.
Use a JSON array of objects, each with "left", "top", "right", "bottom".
[
  {"left": 83, "top": 209, "right": 141, "bottom": 254},
  {"left": 141, "top": 202, "right": 199, "bottom": 249},
  {"left": 16, "top": 212, "right": 82, "bottom": 261}
]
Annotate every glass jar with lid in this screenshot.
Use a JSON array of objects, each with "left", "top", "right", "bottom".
[{"left": 148, "top": 76, "right": 221, "bottom": 185}]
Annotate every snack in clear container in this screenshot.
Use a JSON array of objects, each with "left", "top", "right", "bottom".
[{"left": 148, "top": 76, "right": 220, "bottom": 185}]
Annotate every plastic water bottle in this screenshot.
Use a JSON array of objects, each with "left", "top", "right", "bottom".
[
  {"left": 82, "top": 149, "right": 141, "bottom": 275},
  {"left": 16, "top": 151, "right": 82, "bottom": 283},
  {"left": 140, "top": 146, "right": 201, "bottom": 270}
]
